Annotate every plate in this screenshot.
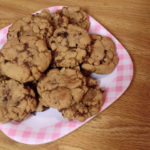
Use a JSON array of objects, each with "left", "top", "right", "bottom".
[{"left": 0, "top": 6, "right": 133, "bottom": 145}]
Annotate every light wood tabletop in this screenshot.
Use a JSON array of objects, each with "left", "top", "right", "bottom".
[{"left": 0, "top": 0, "right": 150, "bottom": 150}]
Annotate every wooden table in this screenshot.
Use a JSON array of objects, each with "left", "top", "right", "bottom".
[{"left": 0, "top": 0, "right": 150, "bottom": 149}]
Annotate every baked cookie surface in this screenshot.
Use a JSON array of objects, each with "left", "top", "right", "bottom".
[
  {"left": 49, "top": 24, "right": 91, "bottom": 67},
  {"left": 61, "top": 7, "right": 90, "bottom": 30},
  {"left": 37, "top": 68, "right": 88, "bottom": 110},
  {"left": 0, "top": 36, "right": 51, "bottom": 83},
  {"left": 61, "top": 88, "right": 104, "bottom": 122},
  {"left": 51, "top": 10, "right": 69, "bottom": 29},
  {"left": 7, "top": 10, "right": 53, "bottom": 41},
  {"left": 82, "top": 34, "right": 118, "bottom": 74},
  {"left": 0, "top": 77, "right": 37, "bottom": 123},
  {"left": 51, "top": 7, "right": 90, "bottom": 31}
]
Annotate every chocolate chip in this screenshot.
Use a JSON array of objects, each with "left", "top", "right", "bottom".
[
  {"left": 81, "top": 69, "right": 91, "bottom": 77},
  {"left": 57, "top": 32, "right": 68, "bottom": 37},
  {"left": 15, "top": 101, "right": 20, "bottom": 106},
  {"left": 91, "top": 39, "right": 97, "bottom": 45},
  {"left": 3, "top": 96, "right": 8, "bottom": 102},
  {"left": 57, "top": 33, "right": 62, "bottom": 36},
  {"left": 63, "top": 32, "right": 68, "bottom": 37},
  {"left": 14, "top": 57, "right": 18, "bottom": 62},
  {"left": 17, "top": 31, "right": 21, "bottom": 38},
  {"left": 24, "top": 62, "right": 30, "bottom": 67},
  {"left": 104, "top": 50, "right": 107, "bottom": 54},
  {"left": 79, "top": 32, "right": 82, "bottom": 35},
  {"left": 100, "top": 59, "right": 104, "bottom": 64},
  {"left": 24, "top": 43, "right": 29, "bottom": 49},
  {"left": 4, "top": 60, "right": 9, "bottom": 63}
]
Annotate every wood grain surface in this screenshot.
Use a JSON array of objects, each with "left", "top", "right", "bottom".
[{"left": 0, "top": 0, "right": 150, "bottom": 150}]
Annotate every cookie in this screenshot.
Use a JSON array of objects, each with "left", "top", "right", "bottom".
[
  {"left": 0, "top": 36, "right": 51, "bottom": 83},
  {"left": 7, "top": 9, "right": 53, "bottom": 41},
  {"left": 61, "top": 88, "right": 104, "bottom": 122},
  {"left": 0, "top": 77, "right": 37, "bottom": 123},
  {"left": 48, "top": 24, "right": 91, "bottom": 67},
  {"left": 51, "top": 10, "right": 69, "bottom": 29},
  {"left": 61, "top": 7, "right": 90, "bottom": 30},
  {"left": 82, "top": 34, "right": 119, "bottom": 74},
  {"left": 37, "top": 68, "right": 88, "bottom": 110}
]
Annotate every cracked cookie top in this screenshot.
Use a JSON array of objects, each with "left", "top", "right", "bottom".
[
  {"left": 51, "top": 6, "right": 90, "bottom": 30},
  {"left": 61, "top": 88, "right": 104, "bottom": 122},
  {"left": 82, "top": 34, "right": 119, "bottom": 74},
  {"left": 0, "top": 77, "right": 37, "bottom": 123},
  {"left": 37, "top": 68, "right": 89, "bottom": 110},
  {"left": 0, "top": 36, "right": 51, "bottom": 83},
  {"left": 51, "top": 10, "right": 69, "bottom": 29},
  {"left": 7, "top": 9, "right": 53, "bottom": 41},
  {"left": 61, "top": 7, "right": 90, "bottom": 30},
  {"left": 48, "top": 24, "right": 91, "bottom": 68}
]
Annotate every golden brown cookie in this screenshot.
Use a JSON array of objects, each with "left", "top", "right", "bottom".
[
  {"left": 61, "top": 7, "right": 90, "bottom": 30},
  {"left": 0, "top": 77, "right": 37, "bottom": 123},
  {"left": 51, "top": 10, "right": 69, "bottom": 29},
  {"left": 37, "top": 68, "right": 89, "bottom": 110},
  {"left": 61, "top": 88, "right": 104, "bottom": 122},
  {"left": 48, "top": 24, "right": 91, "bottom": 68},
  {"left": 82, "top": 34, "right": 119, "bottom": 74},
  {"left": 0, "top": 36, "right": 51, "bottom": 83},
  {"left": 7, "top": 9, "right": 53, "bottom": 40}
]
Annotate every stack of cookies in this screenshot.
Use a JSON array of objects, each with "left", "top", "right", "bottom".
[{"left": 0, "top": 7, "right": 118, "bottom": 122}]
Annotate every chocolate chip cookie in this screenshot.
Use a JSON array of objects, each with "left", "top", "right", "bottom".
[
  {"left": 82, "top": 34, "right": 119, "bottom": 74},
  {"left": 0, "top": 77, "right": 37, "bottom": 123},
  {"left": 37, "top": 68, "right": 88, "bottom": 110},
  {"left": 61, "top": 88, "right": 104, "bottom": 122},
  {"left": 48, "top": 24, "right": 91, "bottom": 67},
  {"left": 0, "top": 36, "right": 51, "bottom": 83},
  {"left": 7, "top": 9, "right": 53, "bottom": 41},
  {"left": 61, "top": 7, "right": 90, "bottom": 30}
]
